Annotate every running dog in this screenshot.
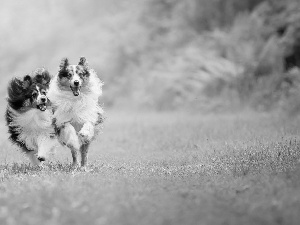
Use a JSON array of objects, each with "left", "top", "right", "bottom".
[
  {"left": 48, "top": 57, "right": 104, "bottom": 168},
  {"left": 6, "top": 69, "right": 58, "bottom": 165}
]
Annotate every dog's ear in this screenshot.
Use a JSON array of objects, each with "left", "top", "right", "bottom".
[
  {"left": 33, "top": 68, "right": 51, "bottom": 86},
  {"left": 22, "top": 75, "right": 32, "bottom": 89},
  {"left": 41, "top": 69, "right": 51, "bottom": 85},
  {"left": 59, "top": 58, "right": 69, "bottom": 71},
  {"left": 78, "top": 57, "right": 87, "bottom": 66},
  {"left": 78, "top": 57, "right": 89, "bottom": 70}
]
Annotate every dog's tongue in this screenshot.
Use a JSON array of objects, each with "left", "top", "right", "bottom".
[
  {"left": 38, "top": 104, "right": 47, "bottom": 111},
  {"left": 73, "top": 87, "right": 80, "bottom": 96}
]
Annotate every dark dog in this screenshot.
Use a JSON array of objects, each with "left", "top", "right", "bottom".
[{"left": 6, "top": 69, "right": 58, "bottom": 165}]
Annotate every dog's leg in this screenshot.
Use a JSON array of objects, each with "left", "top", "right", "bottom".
[
  {"left": 78, "top": 122, "right": 94, "bottom": 144},
  {"left": 80, "top": 143, "right": 90, "bottom": 168},
  {"left": 36, "top": 136, "right": 59, "bottom": 162},
  {"left": 60, "top": 123, "right": 80, "bottom": 150},
  {"left": 58, "top": 123, "right": 81, "bottom": 168},
  {"left": 70, "top": 146, "right": 79, "bottom": 168},
  {"left": 25, "top": 151, "right": 42, "bottom": 166}
]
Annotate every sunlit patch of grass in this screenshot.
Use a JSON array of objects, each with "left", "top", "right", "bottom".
[
  {"left": 211, "top": 138, "right": 300, "bottom": 177},
  {"left": 1, "top": 112, "right": 300, "bottom": 225}
]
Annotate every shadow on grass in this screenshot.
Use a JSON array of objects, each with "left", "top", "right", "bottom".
[
  {"left": 0, "top": 162, "right": 105, "bottom": 175},
  {"left": 211, "top": 139, "right": 300, "bottom": 177},
  {"left": 1, "top": 139, "right": 300, "bottom": 179}
]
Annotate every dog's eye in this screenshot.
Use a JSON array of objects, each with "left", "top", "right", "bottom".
[
  {"left": 59, "top": 72, "right": 70, "bottom": 78},
  {"left": 80, "top": 72, "right": 89, "bottom": 77},
  {"left": 32, "top": 92, "right": 37, "bottom": 98},
  {"left": 41, "top": 91, "right": 46, "bottom": 95}
]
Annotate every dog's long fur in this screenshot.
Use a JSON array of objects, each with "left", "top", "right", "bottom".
[
  {"left": 6, "top": 69, "right": 59, "bottom": 165},
  {"left": 48, "top": 57, "right": 104, "bottom": 168}
]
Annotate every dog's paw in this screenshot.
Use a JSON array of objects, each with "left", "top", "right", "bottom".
[
  {"left": 71, "top": 162, "right": 80, "bottom": 170},
  {"left": 78, "top": 123, "right": 94, "bottom": 144},
  {"left": 60, "top": 123, "right": 81, "bottom": 150},
  {"left": 78, "top": 131, "right": 92, "bottom": 144},
  {"left": 79, "top": 166, "right": 91, "bottom": 172}
]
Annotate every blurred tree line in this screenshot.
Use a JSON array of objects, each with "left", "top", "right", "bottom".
[
  {"left": 0, "top": 0, "right": 299, "bottom": 112},
  {"left": 144, "top": 0, "right": 264, "bottom": 31},
  {"left": 130, "top": 0, "right": 300, "bottom": 112}
]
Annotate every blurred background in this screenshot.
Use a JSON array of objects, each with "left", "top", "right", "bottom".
[{"left": 0, "top": 0, "right": 300, "bottom": 113}]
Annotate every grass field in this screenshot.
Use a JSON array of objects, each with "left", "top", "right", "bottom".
[{"left": 1, "top": 110, "right": 300, "bottom": 225}]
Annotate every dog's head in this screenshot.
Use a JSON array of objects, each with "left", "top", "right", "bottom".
[
  {"left": 7, "top": 69, "right": 51, "bottom": 111},
  {"left": 57, "top": 57, "right": 90, "bottom": 96},
  {"left": 23, "top": 69, "right": 51, "bottom": 111}
]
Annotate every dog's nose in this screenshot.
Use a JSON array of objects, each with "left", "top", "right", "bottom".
[
  {"left": 37, "top": 156, "right": 45, "bottom": 162},
  {"left": 41, "top": 97, "right": 47, "bottom": 103},
  {"left": 74, "top": 80, "right": 80, "bottom": 86}
]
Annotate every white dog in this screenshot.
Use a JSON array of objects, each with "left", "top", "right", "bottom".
[{"left": 48, "top": 57, "right": 104, "bottom": 168}]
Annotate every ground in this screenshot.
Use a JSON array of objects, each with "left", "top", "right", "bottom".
[{"left": 1, "top": 110, "right": 300, "bottom": 225}]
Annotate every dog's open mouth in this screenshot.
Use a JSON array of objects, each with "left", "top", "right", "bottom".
[
  {"left": 37, "top": 103, "right": 47, "bottom": 111},
  {"left": 70, "top": 86, "right": 81, "bottom": 96}
]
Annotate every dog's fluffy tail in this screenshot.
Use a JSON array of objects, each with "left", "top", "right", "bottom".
[{"left": 7, "top": 78, "right": 26, "bottom": 110}]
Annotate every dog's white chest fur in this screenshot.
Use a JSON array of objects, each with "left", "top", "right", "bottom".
[
  {"left": 52, "top": 94, "right": 101, "bottom": 129},
  {"left": 9, "top": 108, "right": 54, "bottom": 150},
  {"left": 48, "top": 72, "right": 103, "bottom": 128}
]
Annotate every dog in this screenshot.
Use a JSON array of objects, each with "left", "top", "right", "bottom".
[
  {"left": 48, "top": 57, "right": 104, "bottom": 168},
  {"left": 6, "top": 69, "right": 59, "bottom": 166}
]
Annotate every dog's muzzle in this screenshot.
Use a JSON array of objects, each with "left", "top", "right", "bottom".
[
  {"left": 37, "top": 156, "right": 46, "bottom": 162},
  {"left": 70, "top": 80, "right": 81, "bottom": 96},
  {"left": 37, "top": 96, "right": 47, "bottom": 111}
]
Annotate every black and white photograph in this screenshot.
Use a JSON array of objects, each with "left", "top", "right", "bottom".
[{"left": 1, "top": 0, "right": 300, "bottom": 224}]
